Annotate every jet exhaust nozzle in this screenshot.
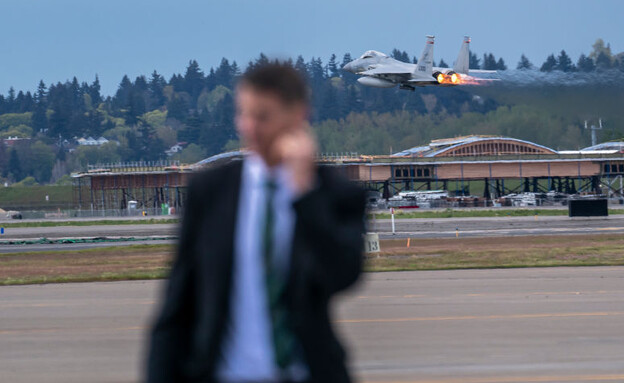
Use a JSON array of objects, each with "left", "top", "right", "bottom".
[{"left": 433, "top": 71, "right": 445, "bottom": 84}]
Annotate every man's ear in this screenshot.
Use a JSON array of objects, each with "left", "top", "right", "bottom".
[
  {"left": 283, "top": 104, "right": 306, "bottom": 132},
  {"left": 293, "top": 103, "right": 309, "bottom": 125}
]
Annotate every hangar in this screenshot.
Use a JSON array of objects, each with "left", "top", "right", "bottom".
[
  {"left": 334, "top": 135, "right": 624, "bottom": 199},
  {"left": 72, "top": 136, "right": 624, "bottom": 213}
]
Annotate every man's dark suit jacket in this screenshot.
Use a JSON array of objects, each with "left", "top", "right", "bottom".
[{"left": 146, "top": 160, "right": 366, "bottom": 383}]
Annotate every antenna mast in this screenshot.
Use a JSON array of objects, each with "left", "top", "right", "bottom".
[{"left": 585, "top": 119, "right": 603, "bottom": 147}]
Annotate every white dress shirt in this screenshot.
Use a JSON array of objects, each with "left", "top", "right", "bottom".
[{"left": 216, "top": 153, "right": 307, "bottom": 382}]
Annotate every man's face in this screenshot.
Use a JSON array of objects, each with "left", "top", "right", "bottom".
[{"left": 235, "top": 85, "right": 305, "bottom": 164}]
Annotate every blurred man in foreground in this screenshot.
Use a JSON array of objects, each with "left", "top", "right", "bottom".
[{"left": 146, "top": 63, "right": 366, "bottom": 383}]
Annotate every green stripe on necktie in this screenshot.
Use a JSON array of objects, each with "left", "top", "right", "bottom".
[{"left": 262, "top": 179, "right": 296, "bottom": 370}]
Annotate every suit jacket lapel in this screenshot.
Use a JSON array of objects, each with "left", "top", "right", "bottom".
[
  {"left": 198, "top": 160, "right": 243, "bottom": 376},
  {"left": 209, "top": 160, "right": 243, "bottom": 282}
]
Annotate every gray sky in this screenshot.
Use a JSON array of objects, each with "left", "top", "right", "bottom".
[{"left": 1, "top": 0, "right": 622, "bottom": 96}]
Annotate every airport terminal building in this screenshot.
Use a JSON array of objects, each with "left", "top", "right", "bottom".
[{"left": 72, "top": 135, "right": 624, "bottom": 213}]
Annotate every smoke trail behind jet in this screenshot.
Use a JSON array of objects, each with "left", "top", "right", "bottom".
[{"left": 482, "top": 69, "right": 624, "bottom": 87}]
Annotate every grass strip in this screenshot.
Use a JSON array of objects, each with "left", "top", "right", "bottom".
[
  {"left": 366, "top": 247, "right": 624, "bottom": 272},
  {"left": 1, "top": 270, "right": 170, "bottom": 286},
  {"left": 2, "top": 235, "right": 624, "bottom": 285},
  {"left": 0, "top": 244, "right": 173, "bottom": 285},
  {"left": 365, "top": 234, "right": 624, "bottom": 271},
  {"left": 0, "top": 243, "right": 173, "bottom": 257}
]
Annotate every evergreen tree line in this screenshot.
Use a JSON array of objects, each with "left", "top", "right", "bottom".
[{"left": 518, "top": 39, "right": 624, "bottom": 72}]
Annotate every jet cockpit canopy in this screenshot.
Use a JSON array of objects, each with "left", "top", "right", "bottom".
[{"left": 360, "top": 50, "right": 387, "bottom": 59}]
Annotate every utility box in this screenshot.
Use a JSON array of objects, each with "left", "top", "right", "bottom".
[
  {"left": 127, "top": 200, "right": 138, "bottom": 216},
  {"left": 568, "top": 198, "right": 608, "bottom": 217}
]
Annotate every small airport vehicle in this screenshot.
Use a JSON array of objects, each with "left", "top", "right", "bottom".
[
  {"left": 387, "top": 190, "right": 449, "bottom": 209},
  {"left": 6, "top": 210, "right": 22, "bottom": 219}
]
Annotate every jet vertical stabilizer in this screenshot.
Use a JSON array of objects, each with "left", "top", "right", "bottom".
[
  {"left": 415, "top": 35, "right": 434, "bottom": 76},
  {"left": 453, "top": 36, "right": 470, "bottom": 74}
]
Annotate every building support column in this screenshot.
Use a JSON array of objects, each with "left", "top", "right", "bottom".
[
  {"left": 382, "top": 181, "right": 391, "bottom": 199},
  {"left": 532, "top": 178, "right": 539, "bottom": 193},
  {"left": 591, "top": 176, "right": 600, "bottom": 194}
]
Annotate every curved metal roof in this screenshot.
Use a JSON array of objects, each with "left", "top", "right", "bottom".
[
  {"left": 191, "top": 150, "right": 243, "bottom": 169},
  {"left": 581, "top": 142, "right": 624, "bottom": 152},
  {"left": 393, "top": 136, "right": 557, "bottom": 157}
]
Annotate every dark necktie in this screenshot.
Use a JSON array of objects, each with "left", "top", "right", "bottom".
[{"left": 262, "top": 178, "right": 296, "bottom": 371}]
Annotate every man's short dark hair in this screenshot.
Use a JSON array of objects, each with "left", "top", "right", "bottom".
[{"left": 239, "top": 63, "right": 309, "bottom": 105}]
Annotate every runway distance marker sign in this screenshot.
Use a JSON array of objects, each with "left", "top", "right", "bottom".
[{"left": 364, "top": 233, "right": 380, "bottom": 253}]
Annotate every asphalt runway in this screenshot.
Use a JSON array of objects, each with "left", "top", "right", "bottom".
[
  {"left": 2, "top": 216, "right": 624, "bottom": 252},
  {"left": 0, "top": 223, "right": 177, "bottom": 240},
  {"left": 1, "top": 267, "right": 623, "bottom": 382},
  {"left": 0, "top": 223, "right": 178, "bottom": 253},
  {"left": 5, "top": 216, "right": 621, "bottom": 241},
  {"left": 370, "top": 215, "right": 624, "bottom": 239}
]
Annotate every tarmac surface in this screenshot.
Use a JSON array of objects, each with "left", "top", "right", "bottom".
[
  {"left": 370, "top": 215, "right": 624, "bottom": 239},
  {"left": 2, "top": 215, "right": 624, "bottom": 252},
  {"left": 0, "top": 223, "right": 177, "bottom": 240},
  {"left": 1, "top": 267, "right": 623, "bottom": 382},
  {"left": 0, "top": 223, "right": 177, "bottom": 253}
]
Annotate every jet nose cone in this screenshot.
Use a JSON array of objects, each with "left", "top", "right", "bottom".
[{"left": 342, "top": 62, "right": 353, "bottom": 73}]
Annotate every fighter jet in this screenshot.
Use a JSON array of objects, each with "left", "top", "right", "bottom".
[{"left": 342, "top": 35, "right": 494, "bottom": 91}]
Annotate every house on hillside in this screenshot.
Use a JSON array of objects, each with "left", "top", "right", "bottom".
[
  {"left": 76, "top": 136, "right": 109, "bottom": 146},
  {"left": 165, "top": 142, "right": 188, "bottom": 156},
  {"left": 96, "top": 137, "right": 109, "bottom": 145},
  {"left": 2, "top": 136, "right": 31, "bottom": 147}
]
